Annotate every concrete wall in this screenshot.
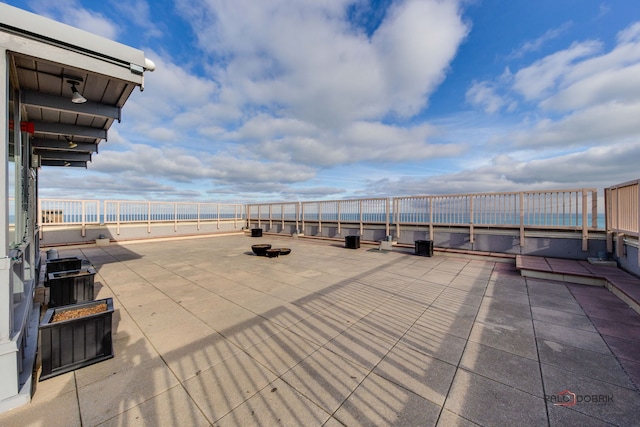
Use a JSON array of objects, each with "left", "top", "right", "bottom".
[
  {"left": 38, "top": 220, "right": 244, "bottom": 246},
  {"left": 283, "top": 221, "right": 608, "bottom": 261},
  {"left": 616, "top": 239, "right": 640, "bottom": 277},
  {"left": 39, "top": 220, "right": 629, "bottom": 270}
]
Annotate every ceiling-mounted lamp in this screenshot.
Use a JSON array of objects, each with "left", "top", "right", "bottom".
[
  {"left": 65, "top": 136, "right": 77, "bottom": 149},
  {"left": 67, "top": 79, "right": 87, "bottom": 104}
]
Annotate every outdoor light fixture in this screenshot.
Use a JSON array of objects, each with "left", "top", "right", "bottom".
[
  {"left": 68, "top": 80, "right": 87, "bottom": 104},
  {"left": 63, "top": 161, "right": 71, "bottom": 167},
  {"left": 65, "top": 136, "right": 77, "bottom": 148}
]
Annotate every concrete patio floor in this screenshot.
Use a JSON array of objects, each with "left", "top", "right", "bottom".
[{"left": 2, "top": 234, "right": 639, "bottom": 426}]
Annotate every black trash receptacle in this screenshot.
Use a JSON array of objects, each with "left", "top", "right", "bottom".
[
  {"left": 345, "top": 235, "right": 360, "bottom": 249},
  {"left": 251, "top": 228, "right": 263, "bottom": 237},
  {"left": 415, "top": 240, "right": 433, "bottom": 257}
]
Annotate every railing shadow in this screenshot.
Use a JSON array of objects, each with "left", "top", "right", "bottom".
[{"left": 14, "top": 235, "right": 596, "bottom": 425}]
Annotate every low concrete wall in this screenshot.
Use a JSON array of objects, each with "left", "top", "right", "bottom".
[
  {"left": 271, "top": 221, "right": 608, "bottom": 261},
  {"left": 38, "top": 220, "right": 244, "bottom": 246},
  {"left": 40, "top": 219, "right": 613, "bottom": 264},
  {"left": 617, "top": 239, "right": 640, "bottom": 277}
]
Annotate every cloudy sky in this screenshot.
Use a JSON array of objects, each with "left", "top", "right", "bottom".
[{"left": 6, "top": 0, "right": 640, "bottom": 202}]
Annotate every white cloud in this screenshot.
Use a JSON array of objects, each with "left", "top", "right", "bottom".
[
  {"left": 466, "top": 81, "right": 505, "bottom": 113},
  {"left": 513, "top": 41, "right": 602, "bottom": 101},
  {"left": 176, "top": 0, "right": 468, "bottom": 127},
  {"left": 508, "top": 22, "right": 572, "bottom": 59},
  {"left": 29, "top": 0, "right": 119, "bottom": 40},
  {"left": 510, "top": 101, "right": 640, "bottom": 148},
  {"left": 363, "top": 140, "right": 640, "bottom": 196}
]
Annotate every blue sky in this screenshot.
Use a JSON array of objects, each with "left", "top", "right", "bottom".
[{"left": 5, "top": 0, "right": 640, "bottom": 202}]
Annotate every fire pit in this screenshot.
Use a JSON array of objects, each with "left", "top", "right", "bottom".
[
  {"left": 252, "top": 244, "right": 272, "bottom": 256},
  {"left": 276, "top": 248, "right": 291, "bottom": 255},
  {"left": 266, "top": 249, "right": 281, "bottom": 258}
]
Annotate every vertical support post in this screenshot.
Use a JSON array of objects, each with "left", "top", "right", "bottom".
[
  {"left": 0, "top": 47, "right": 11, "bottom": 344},
  {"left": 359, "top": 200, "right": 363, "bottom": 236},
  {"left": 394, "top": 198, "right": 400, "bottom": 240},
  {"left": 318, "top": 203, "right": 322, "bottom": 234},
  {"left": 81, "top": 200, "right": 86, "bottom": 237},
  {"left": 147, "top": 202, "right": 151, "bottom": 234},
  {"left": 0, "top": 47, "right": 20, "bottom": 402},
  {"left": 581, "top": 189, "right": 588, "bottom": 251},
  {"left": 385, "top": 198, "right": 390, "bottom": 237},
  {"left": 591, "top": 190, "right": 598, "bottom": 229},
  {"left": 429, "top": 197, "right": 434, "bottom": 241},
  {"left": 519, "top": 192, "right": 525, "bottom": 247},
  {"left": 116, "top": 201, "right": 121, "bottom": 235},
  {"left": 637, "top": 182, "right": 640, "bottom": 265},
  {"left": 217, "top": 204, "right": 220, "bottom": 230},
  {"left": 337, "top": 201, "right": 341, "bottom": 235},
  {"left": 172, "top": 202, "right": 176, "bottom": 232},
  {"left": 296, "top": 202, "right": 300, "bottom": 234},
  {"left": 37, "top": 197, "right": 42, "bottom": 239},
  {"left": 197, "top": 203, "right": 201, "bottom": 231},
  {"left": 469, "top": 195, "right": 474, "bottom": 244},
  {"left": 605, "top": 188, "right": 613, "bottom": 253}
]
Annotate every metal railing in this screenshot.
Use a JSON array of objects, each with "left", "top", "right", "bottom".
[
  {"left": 606, "top": 179, "right": 640, "bottom": 262},
  {"left": 36, "top": 199, "right": 245, "bottom": 236},
  {"left": 247, "top": 188, "right": 598, "bottom": 249},
  {"left": 393, "top": 189, "right": 598, "bottom": 249},
  {"left": 13, "top": 187, "right": 602, "bottom": 248}
]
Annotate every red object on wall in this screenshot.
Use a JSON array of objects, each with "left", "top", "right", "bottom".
[{"left": 8, "top": 120, "right": 35, "bottom": 134}]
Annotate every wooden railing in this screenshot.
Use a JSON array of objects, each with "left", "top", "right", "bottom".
[{"left": 606, "top": 179, "right": 640, "bottom": 262}]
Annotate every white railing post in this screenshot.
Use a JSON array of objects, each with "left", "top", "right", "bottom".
[
  {"left": 337, "top": 201, "right": 341, "bottom": 235},
  {"left": 116, "top": 201, "right": 121, "bottom": 235},
  {"left": 469, "top": 195, "right": 474, "bottom": 244},
  {"left": 37, "top": 197, "right": 43, "bottom": 239},
  {"left": 429, "top": 197, "right": 434, "bottom": 241},
  {"left": 81, "top": 200, "right": 86, "bottom": 237},
  {"left": 519, "top": 192, "right": 524, "bottom": 247},
  {"left": 359, "top": 200, "right": 363, "bottom": 236},
  {"left": 637, "top": 181, "right": 640, "bottom": 265},
  {"left": 582, "top": 189, "right": 588, "bottom": 251},
  {"left": 385, "top": 198, "right": 389, "bottom": 237}
]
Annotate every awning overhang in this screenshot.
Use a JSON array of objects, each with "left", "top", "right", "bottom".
[{"left": 1, "top": 3, "right": 155, "bottom": 168}]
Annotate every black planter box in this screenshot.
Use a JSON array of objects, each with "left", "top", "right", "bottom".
[
  {"left": 46, "top": 257, "right": 82, "bottom": 274},
  {"left": 345, "top": 235, "right": 361, "bottom": 249},
  {"left": 47, "top": 267, "right": 96, "bottom": 308},
  {"left": 251, "top": 228, "right": 263, "bottom": 237},
  {"left": 415, "top": 240, "right": 434, "bottom": 257},
  {"left": 39, "top": 298, "right": 114, "bottom": 381}
]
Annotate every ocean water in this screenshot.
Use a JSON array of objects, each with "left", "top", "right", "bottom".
[{"left": 11, "top": 211, "right": 607, "bottom": 229}]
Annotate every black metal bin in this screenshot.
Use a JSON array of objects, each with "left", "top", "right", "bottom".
[
  {"left": 415, "top": 240, "right": 434, "bottom": 257},
  {"left": 345, "top": 235, "right": 361, "bottom": 249}
]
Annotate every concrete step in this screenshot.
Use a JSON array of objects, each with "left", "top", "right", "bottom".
[{"left": 516, "top": 255, "right": 640, "bottom": 316}]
